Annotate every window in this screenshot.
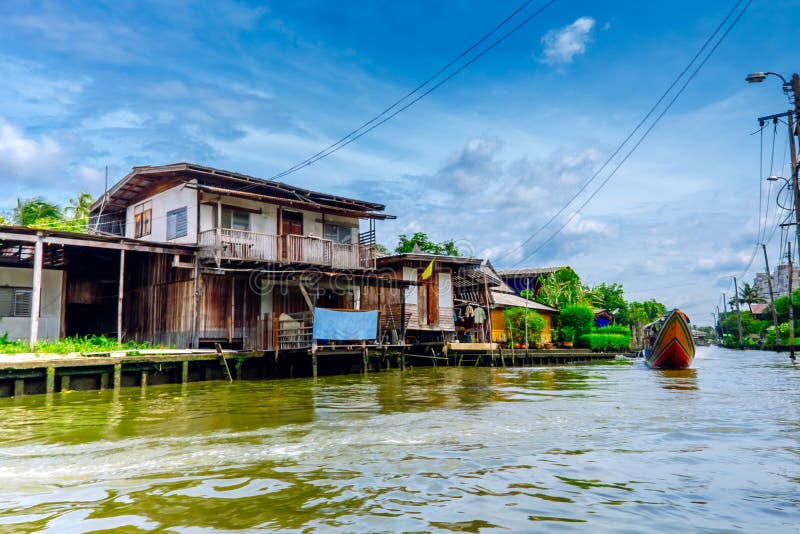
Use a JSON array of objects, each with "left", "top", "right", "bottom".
[
  {"left": 166, "top": 206, "right": 188, "bottom": 240},
  {"left": 0, "top": 287, "right": 32, "bottom": 317},
  {"left": 324, "top": 224, "right": 354, "bottom": 244},
  {"left": 221, "top": 207, "right": 250, "bottom": 231},
  {"left": 134, "top": 202, "right": 152, "bottom": 238}
]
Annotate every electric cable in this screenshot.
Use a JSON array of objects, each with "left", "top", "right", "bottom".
[
  {"left": 237, "top": 0, "right": 556, "bottom": 188},
  {"left": 498, "top": 0, "right": 746, "bottom": 262}
]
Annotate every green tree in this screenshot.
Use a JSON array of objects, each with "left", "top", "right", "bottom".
[
  {"left": 628, "top": 299, "right": 667, "bottom": 325},
  {"left": 588, "top": 282, "right": 627, "bottom": 323},
  {"left": 395, "top": 232, "right": 460, "bottom": 256},
  {"left": 65, "top": 192, "right": 94, "bottom": 221},
  {"left": 535, "top": 268, "right": 584, "bottom": 310},
  {"left": 502, "top": 307, "right": 546, "bottom": 347},
  {"left": 718, "top": 311, "right": 768, "bottom": 337},
  {"left": 737, "top": 282, "right": 766, "bottom": 307},
  {"left": 12, "top": 198, "right": 63, "bottom": 226}
]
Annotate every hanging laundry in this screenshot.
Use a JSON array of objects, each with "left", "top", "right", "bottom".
[
  {"left": 473, "top": 307, "right": 486, "bottom": 324},
  {"left": 465, "top": 305, "right": 474, "bottom": 318}
]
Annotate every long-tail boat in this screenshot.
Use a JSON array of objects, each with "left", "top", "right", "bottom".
[{"left": 644, "top": 309, "right": 695, "bottom": 369}]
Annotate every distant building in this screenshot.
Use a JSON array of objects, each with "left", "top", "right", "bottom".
[
  {"left": 773, "top": 263, "right": 800, "bottom": 297},
  {"left": 753, "top": 272, "right": 774, "bottom": 301}
]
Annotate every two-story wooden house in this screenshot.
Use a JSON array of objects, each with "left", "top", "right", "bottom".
[{"left": 89, "top": 163, "right": 394, "bottom": 350}]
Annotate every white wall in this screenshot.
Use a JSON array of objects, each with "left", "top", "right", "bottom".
[
  {"left": 439, "top": 272, "right": 452, "bottom": 308},
  {"left": 404, "top": 267, "right": 418, "bottom": 305},
  {"left": 0, "top": 266, "right": 63, "bottom": 343},
  {"left": 125, "top": 182, "right": 198, "bottom": 244}
]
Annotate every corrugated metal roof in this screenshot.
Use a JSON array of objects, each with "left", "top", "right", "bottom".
[{"left": 491, "top": 290, "right": 559, "bottom": 312}]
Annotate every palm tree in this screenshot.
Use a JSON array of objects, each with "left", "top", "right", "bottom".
[
  {"left": 64, "top": 193, "right": 94, "bottom": 221},
  {"left": 730, "top": 282, "right": 766, "bottom": 308},
  {"left": 12, "top": 198, "right": 63, "bottom": 226}
]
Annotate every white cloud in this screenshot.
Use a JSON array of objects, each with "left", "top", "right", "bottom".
[
  {"left": 562, "top": 212, "right": 611, "bottom": 235},
  {"left": 81, "top": 110, "right": 148, "bottom": 130},
  {"left": 540, "top": 17, "right": 596, "bottom": 65},
  {"left": 0, "top": 116, "right": 64, "bottom": 179}
]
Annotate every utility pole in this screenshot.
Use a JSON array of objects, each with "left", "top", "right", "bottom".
[
  {"left": 762, "top": 244, "right": 781, "bottom": 340},
  {"left": 788, "top": 109, "right": 800, "bottom": 254},
  {"left": 789, "top": 243, "right": 796, "bottom": 362},
  {"left": 733, "top": 277, "right": 744, "bottom": 348},
  {"left": 716, "top": 305, "right": 725, "bottom": 338}
]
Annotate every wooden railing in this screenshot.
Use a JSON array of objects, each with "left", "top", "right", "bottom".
[
  {"left": 199, "top": 230, "right": 363, "bottom": 268},
  {"left": 278, "top": 311, "right": 314, "bottom": 350}
]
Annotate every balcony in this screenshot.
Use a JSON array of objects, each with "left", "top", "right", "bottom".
[{"left": 198, "top": 229, "right": 372, "bottom": 269}]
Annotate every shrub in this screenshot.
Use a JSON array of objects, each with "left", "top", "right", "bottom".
[
  {"left": 503, "top": 307, "right": 546, "bottom": 347},
  {"left": 596, "top": 325, "right": 631, "bottom": 337},
  {"left": 560, "top": 304, "right": 595, "bottom": 338},
  {"left": 561, "top": 326, "right": 576, "bottom": 342},
  {"left": 577, "top": 333, "right": 630, "bottom": 352}
]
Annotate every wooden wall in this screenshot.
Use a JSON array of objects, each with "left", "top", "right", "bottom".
[{"left": 124, "top": 252, "right": 195, "bottom": 348}]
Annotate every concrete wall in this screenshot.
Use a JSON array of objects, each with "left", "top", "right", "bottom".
[
  {"left": 0, "top": 266, "right": 63, "bottom": 342},
  {"left": 125, "top": 182, "right": 198, "bottom": 244}
]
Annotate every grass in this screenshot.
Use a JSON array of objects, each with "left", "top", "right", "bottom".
[{"left": 0, "top": 333, "right": 159, "bottom": 354}]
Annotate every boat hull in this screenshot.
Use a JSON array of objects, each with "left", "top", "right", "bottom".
[{"left": 646, "top": 309, "right": 695, "bottom": 369}]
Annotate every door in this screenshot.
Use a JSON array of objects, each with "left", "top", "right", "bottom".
[{"left": 281, "top": 211, "right": 304, "bottom": 262}]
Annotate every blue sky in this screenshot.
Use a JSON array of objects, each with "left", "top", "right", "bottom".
[{"left": 1, "top": 0, "right": 798, "bottom": 324}]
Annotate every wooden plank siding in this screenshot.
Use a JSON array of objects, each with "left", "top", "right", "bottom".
[{"left": 123, "top": 252, "right": 195, "bottom": 348}]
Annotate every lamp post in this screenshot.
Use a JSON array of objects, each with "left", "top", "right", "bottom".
[{"left": 749, "top": 71, "right": 800, "bottom": 361}]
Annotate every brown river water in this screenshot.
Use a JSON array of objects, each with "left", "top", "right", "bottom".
[{"left": 0, "top": 346, "right": 797, "bottom": 532}]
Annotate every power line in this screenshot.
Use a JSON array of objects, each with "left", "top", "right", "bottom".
[
  {"left": 508, "top": 0, "right": 751, "bottom": 267},
  {"left": 240, "top": 0, "right": 556, "bottom": 188},
  {"left": 498, "top": 0, "right": 746, "bottom": 264}
]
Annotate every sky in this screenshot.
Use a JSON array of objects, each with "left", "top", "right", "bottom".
[{"left": 1, "top": 0, "right": 798, "bottom": 325}]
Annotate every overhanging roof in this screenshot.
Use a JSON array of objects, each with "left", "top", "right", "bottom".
[{"left": 91, "top": 162, "right": 390, "bottom": 218}]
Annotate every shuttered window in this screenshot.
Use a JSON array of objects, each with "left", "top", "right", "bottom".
[
  {"left": 166, "top": 207, "right": 188, "bottom": 240},
  {"left": 0, "top": 287, "right": 33, "bottom": 317}
]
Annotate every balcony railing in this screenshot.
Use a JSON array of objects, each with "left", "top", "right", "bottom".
[{"left": 199, "top": 229, "right": 371, "bottom": 269}]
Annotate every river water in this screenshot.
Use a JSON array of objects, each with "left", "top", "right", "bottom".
[{"left": 0, "top": 346, "right": 797, "bottom": 532}]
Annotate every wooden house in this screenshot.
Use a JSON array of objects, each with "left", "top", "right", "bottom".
[
  {"left": 87, "top": 162, "right": 397, "bottom": 350},
  {"left": 364, "top": 254, "right": 484, "bottom": 343},
  {"left": 486, "top": 264, "right": 558, "bottom": 346}
]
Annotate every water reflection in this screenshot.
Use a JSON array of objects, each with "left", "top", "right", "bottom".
[
  {"left": 0, "top": 347, "right": 796, "bottom": 532},
  {"left": 655, "top": 368, "right": 698, "bottom": 390}
]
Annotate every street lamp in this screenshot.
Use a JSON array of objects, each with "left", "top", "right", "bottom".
[{"left": 745, "top": 71, "right": 788, "bottom": 86}]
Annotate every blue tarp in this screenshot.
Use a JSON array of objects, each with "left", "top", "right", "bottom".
[{"left": 312, "top": 307, "right": 378, "bottom": 341}]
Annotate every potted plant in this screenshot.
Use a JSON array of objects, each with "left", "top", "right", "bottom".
[{"left": 561, "top": 326, "right": 575, "bottom": 348}]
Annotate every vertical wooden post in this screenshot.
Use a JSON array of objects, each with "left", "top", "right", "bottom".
[
  {"left": 117, "top": 249, "right": 125, "bottom": 345},
  {"left": 29, "top": 235, "right": 43, "bottom": 349},
  {"left": 45, "top": 366, "right": 55, "bottom": 394},
  {"left": 13, "top": 379, "right": 24, "bottom": 397},
  {"left": 311, "top": 340, "right": 318, "bottom": 379},
  {"left": 99, "top": 372, "right": 109, "bottom": 391},
  {"left": 181, "top": 360, "right": 189, "bottom": 384},
  {"left": 362, "top": 340, "right": 368, "bottom": 374},
  {"left": 60, "top": 375, "right": 70, "bottom": 392},
  {"left": 113, "top": 363, "right": 122, "bottom": 390},
  {"left": 192, "top": 257, "right": 201, "bottom": 349},
  {"left": 141, "top": 370, "right": 148, "bottom": 388}
]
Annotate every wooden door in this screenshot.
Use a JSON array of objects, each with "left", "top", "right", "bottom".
[
  {"left": 427, "top": 271, "right": 439, "bottom": 326},
  {"left": 281, "top": 211, "right": 303, "bottom": 261}
]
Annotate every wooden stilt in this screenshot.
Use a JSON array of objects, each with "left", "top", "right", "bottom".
[
  {"left": 181, "top": 360, "right": 189, "bottom": 384},
  {"left": 45, "top": 367, "right": 55, "bottom": 394},
  {"left": 14, "top": 379, "right": 24, "bottom": 397},
  {"left": 117, "top": 249, "right": 125, "bottom": 344},
  {"left": 113, "top": 363, "right": 122, "bottom": 390},
  {"left": 99, "top": 373, "right": 109, "bottom": 391},
  {"left": 312, "top": 340, "right": 318, "bottom": 379},
  {"left": 141, "top": 370, "right": 148, "bottom": 388},
  {"left": 60, "top": 375, "right": 70, "bottom": 392}
]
